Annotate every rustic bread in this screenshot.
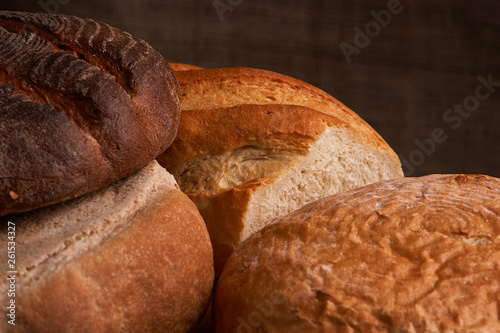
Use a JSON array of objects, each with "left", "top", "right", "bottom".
[
  {"left": 157, "top": 67, "right": 403, "bottom": 274},
  {"left": 169, "top": 62, "right": 203, "bottom": 71},
  {"left": 214, "top": 174, "right": 500, "bottom": 332},
  {"left": 0, "top": 161, "right": 214, "bottom": 333},
  {"left": 159, "top": 102, "right": 403, "bottom": 275},
  {"left": 0, "top": 11, "right": 180, "bottom": 217},
  {"left": 172, "top": 67, "right": 391, "bottom": 151}
]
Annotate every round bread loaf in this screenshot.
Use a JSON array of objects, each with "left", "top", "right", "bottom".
[
  {"left": 0, "top": 161, "right": 214, "bottom": 333},
  {"left": 0, "top": 11, "right": 180, "bottom": 217},
  {"left": 158, "top": 68, "right": 403, "bottom": 275},
  {"left": 214, "top": 174, "right": 500, "bottom": 332}
]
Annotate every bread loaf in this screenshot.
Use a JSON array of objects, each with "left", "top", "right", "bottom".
[
  {"left": 214, "top": 174, "right": 500, "bottom": 332},
  {"left": 0, "top": 161, "right": 214, "bottom": 333},
  {"left": 0, "top": 11, "right": 180, "bottom": 216},
  {"left": 168, "top": 62, "right": 203, "bottom": 71},
  {"left": 158, "top": 67, "right": 403, "bottom": 274}
]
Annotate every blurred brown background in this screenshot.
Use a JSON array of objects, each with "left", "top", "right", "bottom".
[{"left": 3, "top": 0, "right": 499, "bottom": 177}]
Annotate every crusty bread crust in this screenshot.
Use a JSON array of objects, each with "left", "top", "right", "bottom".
[
  {"left": 169, "top": 62, "right": 203, "bottom": 71},
  {"left": 0, "top": 162, "right": 214, "bottom": 332},
  {"left": 159, "top": 104, "right": 346, "bottom": 170},
  {"left": 174, "top": 67, "right": 392, "bottom": 152},
  {"left": 159, "top": 104, "right": 337, "bottom": 274},
  {"left": 159, "top": 104, "right": 403, "bottom": 275},
  {"left": 214, "top": 174, "right": 500, "bottom": 332},
  {"left": 0, "top": 11, "right": 181, "bottom": 216}
]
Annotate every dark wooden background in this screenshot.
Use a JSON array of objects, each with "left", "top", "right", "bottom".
[{"left": 3, "top": 0, "right": 499, "bottom": 177}]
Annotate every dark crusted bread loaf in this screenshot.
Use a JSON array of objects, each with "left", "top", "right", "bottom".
[
  {"left": 214, "top": 174, "right": 500, "bottom": 332},
  {"left": 0, "top": 161, "right": 214, "bottom": 333},
  {"left": 0, "top": 11, "right": 180, "bottom": 216}
]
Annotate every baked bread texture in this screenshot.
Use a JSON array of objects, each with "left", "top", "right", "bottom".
[
  {"left": 0, "top": 11, "right": 180, "bottom": 217},
  {"left": 171, "top": 67, "right": 391, "bottom": 151},
  {"left": 214, "top": 174, "right": 500, "bottom": 332},
  {"left": 157, "top": 67, "right": 403, "bottom": 275},
  {"left": 0, "top": 161, "right": 214, "bottom": 333},
  {"left": 168, "top": 62, "right": 203, "bottom": 71}
]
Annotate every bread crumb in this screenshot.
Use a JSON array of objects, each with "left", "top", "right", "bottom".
[{"left": 9, "top": 191, "right": 19, "bottom": 200}]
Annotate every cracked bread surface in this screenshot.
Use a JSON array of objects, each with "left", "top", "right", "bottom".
[{"left": 214, "top": 174, "right": 500, "bottom": 333}]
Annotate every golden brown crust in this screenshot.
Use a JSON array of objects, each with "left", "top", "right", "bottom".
[
  {"left": 24, "top": 190, "right": 213, "bottom": 333},
  {"left": 190, "top": 183, "right": 264, "bottom": 276},
  {"left": 169, "top": 62, "right": 203, "bottom": 71},
  {"left": 0, "top": 163, "right": 214, "bottom": 332},
  {"left": 159, "top": 68, "right": 403, "bottom": 277},
  {"left": 214, "top": 174, "right": 500, "bottom": 332},
  {"left": 158, "top": 104, "right": 346, "bottom": 169},
  {"left": 158, "top": 104, "right": 346, "bottom": 275},
  {"left": 174, "top": 67, "right": 390, "bottom": 151},
  {"left": 158, "top": 103, "right": 403, "bottom": 275},
  {"left": 0, "top": 11, "right": 181, "bottom": 216}
]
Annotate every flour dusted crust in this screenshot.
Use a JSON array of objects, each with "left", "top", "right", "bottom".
[
  {"left": 0, "top": 161, "right": 214, "bottom": 332},
  {"left": 214, "top": 174, "right": 500, "bottom": 332},
  {"left": 0, "top": 11, "right": 180, "bottom": 216}
]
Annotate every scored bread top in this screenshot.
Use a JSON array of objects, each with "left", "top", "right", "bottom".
[
  {"left": 0, "top": 160, "right": 214, "bottom": 332},
  {"left": 215, "top": 174, "right": 500, "bottom": 332},
  {"left": 160, "top": 65, "right": 404, "bottom": 276},
  {"left": 160, "top": 104, "right": 347, "bottom": 194},
  {"left": 174, "top": 67, "right": 392, "bottom": 153},
  {"left": 0, "top": 11, "right": 181, "bottom": 216}
]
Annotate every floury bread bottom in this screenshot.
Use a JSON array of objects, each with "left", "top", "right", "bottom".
[{"left": 0, "top": 161, "right": 214, "bottom": 333}]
